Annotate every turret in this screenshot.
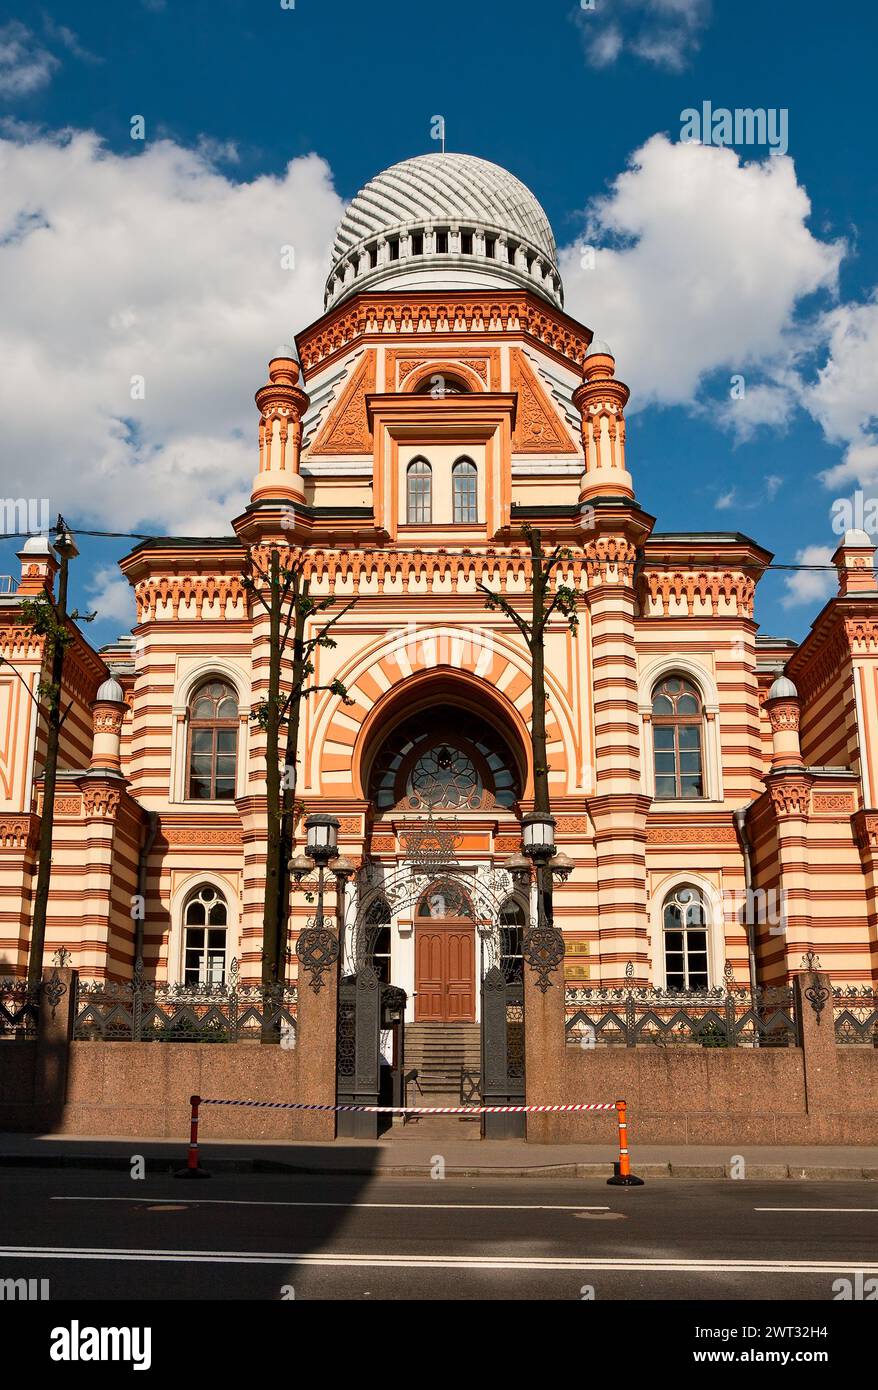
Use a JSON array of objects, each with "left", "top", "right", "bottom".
[
  {"left": 572, "top": 341, "right": 634, "bottom": 503},
  {"left": 250, "top": 346, "right": 309, "bottom": 505},
  {"left": 90, "top": 677, "right": 127, "bottom": 775},
  {"left": 764, "top": 675, "right": 802, "bottom": 767}
]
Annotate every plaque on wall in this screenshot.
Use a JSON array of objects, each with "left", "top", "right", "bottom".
[{"left": 564, "top": 963, "right": 591, "bottom": 980}]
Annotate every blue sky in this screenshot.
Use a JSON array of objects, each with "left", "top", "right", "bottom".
[{"left": 1, "top": 0, "right": 877, "bottom": 647}]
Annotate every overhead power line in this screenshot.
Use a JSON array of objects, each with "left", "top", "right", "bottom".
[{"left": 0, "top": 528, "right": 858, "bottom": 572}]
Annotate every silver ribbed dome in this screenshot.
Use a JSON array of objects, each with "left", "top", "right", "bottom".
[
  {"left": 95, "top": 677, "right": 125, "bottom": 703},
  {"left": 768, "top": 676, "right": 798, "bottom": 700},
  {"left": 325, "top": 153, "right": 562, "bottom": 310}
]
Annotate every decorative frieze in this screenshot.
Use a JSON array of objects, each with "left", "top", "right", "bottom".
[
  {"left": 766, "top": 703, "right": 800, "bottom": 733},
  {"left": 134, "top": 573, "right": 247, "bottom": 623},
  {"left": 845, "top": 618, "right": 878, "bottom": 650},
  {"left": 769, "top": 778, "right": 812, "bottom": 818},
  {"left": 159, "top": 825, "right": 244, "bottom": 845},
  {"left": 297, "top": 293, "right": 592, "bottom": 374},
  {"left": 82, "top": 786, "right": 122, "bottom": 819},
  {"left": 646, "top": 825, "right": 738, "bottom": 845},
  {"left": 813, "top": 792, "right": 855, "bottom": 813},
  {"left": 0, "top": 815, "right": 39, "bottom": 851},
  {"left": 641, "top": 569, "right": 757, "bottom": 618}
]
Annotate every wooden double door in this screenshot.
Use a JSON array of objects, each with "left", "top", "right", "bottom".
[{"left": 415, "top": 919, "right": 476, "bottom": 1021}]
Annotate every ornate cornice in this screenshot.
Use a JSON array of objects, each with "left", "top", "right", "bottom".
[
  {"left": 0, "top": 625, "right": 44, "bottom": 660},
  {"left": 0, "top": 814, "right": 39, "bottom": 852},
  {"left": 297, "top": 291, "right": 593, "bottom": 376},
  {"left": 133, "top": 573, "right": 247, "bottom": 623},
  {"left": 640, "top": 568, "right": 757, "bottom": 618},
  {"left": 845, "top": 617, "right": 878, "bottom": 650}
]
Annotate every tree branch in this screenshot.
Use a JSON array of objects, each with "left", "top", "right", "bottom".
[{"left": 476, "top": 583, "right": 532, "bottom": 643}]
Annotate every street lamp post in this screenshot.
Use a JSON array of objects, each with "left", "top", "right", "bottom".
[
  {"left": 512, "top": 812, "right": 572, "bottom": 993},
  {"left": 290, "top": 814, "right": 353, "bottom": 992}
]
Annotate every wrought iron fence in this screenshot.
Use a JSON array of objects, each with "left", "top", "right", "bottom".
[
  {"left": 74, "top": 963, "right": 297, "bottom": 1043},
  {"left": 565, "top": 983, "right": 797, "bottom": 1048},
  {"left": 833, "top": 987, "right": 878, "bottom": 1045},
  {"left": 0, "top": 978, "right": 40, "bottom": 1038}
]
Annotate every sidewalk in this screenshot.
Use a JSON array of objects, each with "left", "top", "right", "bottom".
[{"left": 2, "top": 1130, "right": 877, "bottom": 1179}]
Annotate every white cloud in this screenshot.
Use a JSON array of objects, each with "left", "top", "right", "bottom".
[
  {"left": 764, "top": 474, "right": 783, "bottom": 500},
  {"left": 713, "top": 475, "right": 783, "bottom": 513},
  {"left": 0, "top": 21, "right": 59, "bottom": 97},
  {"left": 560, "top": 136, "right": 844, "bottom": 410},
  {"left": 575, "top": 0, "right": 710, "bottom": 71},
  {"left": 587, "top": 23, "right": 624, "bottom": 67},
  {"left": 85, "top": 565, "right": 137, "bottom": 627},
  {"left": 717, "top": 381, "right": 798, "bottom": 440},
  {"left": 801, "top": 295, "right": 878, "bottom": 490},
  {"left": 0, "top": 129, "right": 343, "bottom": 533},
  {"left": 781, "top": 545, "right": 835, "bottom": 608},
  {"left": 41, "top": 19, "right": 100, "bottom": 66}
]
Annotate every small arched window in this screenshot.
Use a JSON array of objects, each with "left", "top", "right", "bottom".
[
  {"left": 414, "top": 373, "right": 471, "bottom": 396},
  {"left": 187, "top": 679, "right": 239, "bottom": 800},
  {"left": 183, "top": 883, "right": 229, "bottom": 986},
  {"left": 498, "top": 898, "right": 525, "bottom": 981},
  {"left": 407, "top": 457, "right": 432, "bottom": 523},
  {"left": 651, "top": 676, "right": 703, "bottom": 799},
  {"left": 452, "top": 458, "right": 478, "bottom": 523},
  {"left": 662, "top": 885, "right": 709, "bottom": 990},
  {"left": 365, "top": 897, "right": 391, "bottom": 984}
]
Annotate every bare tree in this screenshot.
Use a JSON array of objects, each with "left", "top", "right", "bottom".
[
  {"left": 478, "top": 525, "right": 579, "bottom": 815},
  {"left": 242, "top": 546, "right": 357, "bottom": 994}
]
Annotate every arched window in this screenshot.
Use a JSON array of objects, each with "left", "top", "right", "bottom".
[
  {"left": 406, "top": 457, "right": 432, "bottom": 523},
  {"left": 187, "top": 679, "right": 239, "bottom": 800},
  {"left": 498, "top": 898, "right": 525, "bottom": 981},
  {"left": 452, "top": 458, "right": 478, "bottom": 523},
  {"left": 417, "top": 880, "right": 475, "bottom": 919},
  {"left": 183, "top": 884, "right": 229, "bottom": 986},
  {"left": 365, "top": 897, "right": 391, "bottom": 983},
  {"left": 413, "top": 373, "right": 471, "bottom": 396},
  {"left": 369, "top": 707, "right": 521, "bottom": 812},
  {"left": 651, "top": 676, "right": 703, "bottom": 799},
  {"left": 662, "top": 885, "right": 709, "bottom": 990}
]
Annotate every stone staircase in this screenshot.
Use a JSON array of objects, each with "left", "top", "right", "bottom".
[{"left": 404, "top": 1022, "right": 481, "bottom": 1101}]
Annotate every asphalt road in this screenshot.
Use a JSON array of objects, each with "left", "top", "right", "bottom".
[{"left": 1, "top": 1168, "right": 877, "bottom": 1300}]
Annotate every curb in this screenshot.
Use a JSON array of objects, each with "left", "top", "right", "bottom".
[{"left": 2, "top": 1153, "right": 877, "bottom": 1180}]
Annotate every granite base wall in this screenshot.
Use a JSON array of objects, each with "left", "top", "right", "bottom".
[
  {"left": 525, "top": 1044, "right": 878, "bottom": 1144},
  {"left": 0, "top": 1040, "right": 331, "bottom": 1140}
]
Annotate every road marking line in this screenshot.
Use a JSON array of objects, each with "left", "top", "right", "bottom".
[
  {"left": 754, "top": 1207, "right": 878, "bottom": 1214},
  {"left": 1, "top": 1247, "right": 877, "bottom": 1274},
  {"left": 49, "top": 1197, "right": 609, "bottom": 1213}
]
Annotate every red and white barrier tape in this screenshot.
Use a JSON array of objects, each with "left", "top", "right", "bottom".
[{"left": 197, "top": 1099, "right": 618, "bottom": 1115}]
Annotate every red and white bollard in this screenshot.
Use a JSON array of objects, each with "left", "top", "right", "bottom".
[
  {"left": 174, "top": 1094, "right": 212, "bottom": 1179},
  {"left": 607, "top": 1099, "right": 644, "bottom": 1186}
]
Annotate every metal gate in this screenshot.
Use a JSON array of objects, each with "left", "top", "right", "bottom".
[
  {"left": 336, "top": 968, "right": 407, "bottom": 1137},
  {"left": 480, "top": 965, "right": 525, "bottom": 1138}
]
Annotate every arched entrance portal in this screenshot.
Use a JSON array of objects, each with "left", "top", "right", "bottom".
[{"left": 343, "top": 677, "right": 530, "bottom": 1114}]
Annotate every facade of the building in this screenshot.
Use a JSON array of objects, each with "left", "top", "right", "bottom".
[{"left": 2, "top": 152, "right": 878, "bottom": 1017}]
